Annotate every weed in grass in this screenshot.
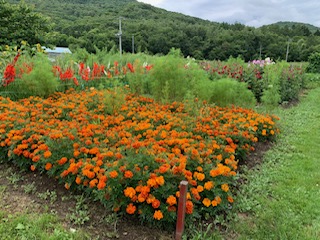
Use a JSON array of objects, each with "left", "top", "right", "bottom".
[
  {"left": 0, "top": 211, "right": 89, "bottom": 239},
  {"left": 6, "top": 172, "right": 23, "bottom": 188},
  {"left": 67, "top": 195, "right": 90, "bottom": 226},
  {"left": 184, "top": 223, "right": 222, "bottom": 240},
  {"left": 0, "top": 186, "right": 6, "bottom": 196},
  {"left": 61, "top": 195, "right": 72, "bottom": 202},
  {"left": 23, "top": 182, "right": 37, "bottom": 194},
  {"left": 103, "top": 213, "right": 119, "bottom": 238},
  {"left": 37, "top": 190, "right": 58, "bottom": 204}
]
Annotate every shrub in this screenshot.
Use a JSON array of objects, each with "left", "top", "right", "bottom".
[
  {"left": 207, "top": 78, "right": 256, "bottom": 108},
  {"left": 126, "top": 59, "right": 153, "bottom": 96},
  {"left": 306, "top": 52, "right": 320, "bottom": 73},
  {"left": 149, "top": 49, "right": 210, "bottom": 103},
  {"left": 18, "top": 53, "right": 59, "bottom": 98},
  {"left": 1, "top": 53, "right": 59, "bottom": 100}
]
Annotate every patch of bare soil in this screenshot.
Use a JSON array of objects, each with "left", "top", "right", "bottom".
[
  {"left": 239, "top": 141, "right": 273, "bottom": 171},
  {"left": 0, "top": 163, "right": 173, "bottom": 240}
]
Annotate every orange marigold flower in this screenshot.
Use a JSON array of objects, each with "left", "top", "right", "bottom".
[
  {"left": 191, "top": 188, "right": 201, "bottom": 201},
  {"left": 89, "top": 147, "right": 99, "bottom": 155},
  {"left": 166, "top": 195, "right": 177, "bottom": 206},
  {"left": 152, "top": 199, "right": 160, "bottom": 209},
  {"left": 146, "top": 194, "right": 155, "bottom": 204},
  {"left": 126, "top": 203, "right": 136, "bottom": 215},
  {"left": 167, "top": 205, "right": 176, "bottom": 212},
  {"left": 73, "top": 150, "right": 80, "bottom": 158},
  {"left": 197, "top": 185, "right": 204, "bottom": 193},
  {"left": 140, "top": 186, "right": 150, "bottom": 195},
  {"left": 138, "top": 193, "right": 147, "bottom": 203},
  {"left": 153, "top": 210, "right": 163, "bottom": 220},
  {"left": 215, "top": 196, "right": 222, "bottom": 204},
  {"left": 124, "top": 187, "right": 136, "bottom": 199},
  {"left": 227, "top": 195, "right": 234, "bottom": 203},
  {"left": 147, "top": 178, "right": 157, "bottom": 187},
  {"left": 209, "top": 169, "right": 220, "bottom": 178},
  {"left": 221, "top": 183, "right": 229, "bottom": 192},
  {"left": 212, "top": 200, "right": 218, "bottom": 207},
  {"left": 64, "top": 183, "right": 70, "bottom": 190},
  {"left": 196, "top": 166, "right": 203, "bottom": 172},
  {"left": 124, "top": 170, "right": 134, "bottom": 179},
  {"left": 202, "top": 198, "right": 211, "bottom": 207},
  {"left": 262, "top": 129, "right": 267, "bottom": 136},
  {"left": 185, "top": 200, "right": 193, "bottom": 214},
  {"left": 45, "top": 162, "right": 52, "bottom": 171},
  {"left": 204, "top": 181, "right": 214, "bottom": 190},
  {"left": 156, "top": 176, "right": 165, "bottom": 186},
  {"left": 109, "top": 170, "right": 118, "bottom": 178},
  {"left": 105, "top": 151, "right": 114, "bottom": 157},
  {"left": 73, "top": 143, "right": 80, "bottom": 149},
  {"left": 97, "top": 179, "right": 107, "bottom": 190},
  {"left": 159, "top": 164, "right": 170, "bottom": 174},
  {"left": 30, "top": 165, "right": 36, "bottom": 171},
  {"left": 75, "top": 176, "right": 82, "bottom": 185},
  {"left": 176, "top": 191, "right": 180, "bottom": 198},
  {"left": 89, "top": 179, "right": 98, "bottom": 188},
  {"left": 57, "top": 157, "right": 68, "bottom": 165},
  {"left": 196, "top": 172, "right": 205, "bottom": 181},
  {"left": 43, "top": 151, "right": 52, "bottom": 159}
]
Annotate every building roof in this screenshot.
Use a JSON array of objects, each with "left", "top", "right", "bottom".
[{"left": 42, "top": 47, "right": 72, "bottom": 54}]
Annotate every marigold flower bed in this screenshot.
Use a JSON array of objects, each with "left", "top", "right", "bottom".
[{"left": 0, "top": 88, "right": 279, "bottom": 226}]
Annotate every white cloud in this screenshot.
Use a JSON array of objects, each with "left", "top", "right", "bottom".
[
  {"left": 137, "top": 0, "right": 165, "bottom": 7},
  {"left": 136, "top": 0, "right": 320, "bottom": 28}
]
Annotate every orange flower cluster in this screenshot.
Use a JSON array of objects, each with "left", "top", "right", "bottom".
[{"left": 0, "top": 88, "right": 279, "bottom": 225}]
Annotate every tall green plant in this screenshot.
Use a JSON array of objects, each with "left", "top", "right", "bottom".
[
  {"left": 207, "top": 78, "right": 256, "bottom": 108},
  {"left": 11, "top": 53, "right": 58, "bottom": 99},
  {"left": 149, "top": 49, "right": 209, "bottom": 103},
  {"left": 260, "top": 63, "right": 283, "bottom": 110},
  {"left": 306, "top": 52, "right": 320, "bottom": 73}
]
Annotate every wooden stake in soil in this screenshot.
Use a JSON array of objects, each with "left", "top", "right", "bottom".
[{"left": 175, "top": 180, "right": 188, "bottom": 240}]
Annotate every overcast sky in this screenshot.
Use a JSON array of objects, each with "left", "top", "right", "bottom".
[{"left": 137, "top": 0, "right": 320, "bottom": 28}]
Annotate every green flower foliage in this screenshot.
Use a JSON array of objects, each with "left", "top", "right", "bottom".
[
  {"left": 306, "top": 52, "right": 320, "bottom": 73},
  {"left": 207, "top": 78, "right": 256, "bottom": 108}
]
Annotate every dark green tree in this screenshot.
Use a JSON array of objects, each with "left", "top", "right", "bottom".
[{"left": 0, "top": 0, "right": 52, "bottom": 46}]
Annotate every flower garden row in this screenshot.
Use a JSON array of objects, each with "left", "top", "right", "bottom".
[
  {"left": 1, "top": 52, "right": 306, "bottom": 105},
  {"left": 0, "top": 88, "right": 279, "bottom": 226}
]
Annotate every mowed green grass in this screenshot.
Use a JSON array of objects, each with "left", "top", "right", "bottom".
[{"left": 228, "top": 87, "right": 320, "bottom": 240}]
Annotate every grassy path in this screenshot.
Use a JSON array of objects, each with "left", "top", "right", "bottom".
[{"left": 229, "top": 87, "right": 320, "bottom": 239}]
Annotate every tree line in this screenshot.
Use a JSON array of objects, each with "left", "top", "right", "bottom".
[{"left": 2, "top": 0, "right": 320, "bottom": 61}]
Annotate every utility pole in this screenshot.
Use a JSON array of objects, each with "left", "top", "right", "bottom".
[
  {"left": 286, "top": 38, "right": 291, "bottom": 62},
  {"left": 259, "top": 43, "right": 262, "bottom": 59},
  {"left": 116, "top": 17, "right": 123, "bottom": 57},
  {"left": 132, "top": 35, "right": 135, "bottom": 54}
]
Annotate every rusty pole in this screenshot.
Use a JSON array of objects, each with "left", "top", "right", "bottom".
[{"left": 175, "top": 180, "right": 188, "bottom": 240}]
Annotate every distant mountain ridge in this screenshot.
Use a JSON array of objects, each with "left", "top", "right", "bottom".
[
  {"left": 5, "top": 0, "right": 320, "bottom": 61},
  {"left": 267, "top": 21, "right": 320, "bottom": 33}
]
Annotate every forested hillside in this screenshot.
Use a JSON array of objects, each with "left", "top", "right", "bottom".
[{"left": 4, "top": 0, "right": 320, "bottom": 61}]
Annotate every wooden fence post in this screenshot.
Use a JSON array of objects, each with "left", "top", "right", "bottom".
[{"left": 175, "top": 180, "right": 188, "bottom": 240}]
